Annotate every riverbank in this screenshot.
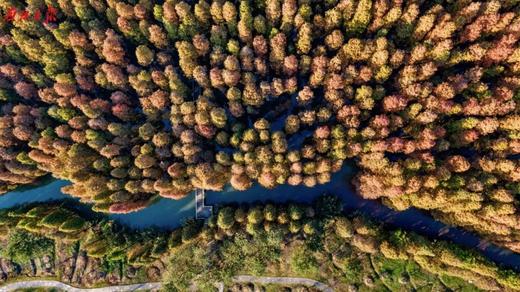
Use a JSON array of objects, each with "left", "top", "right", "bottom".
[
  {"left": 1, "top": 164, "right": 520, "bottom": 273},
  {"left": 2, "top": 197, "right": 520, "bottom": 291}
]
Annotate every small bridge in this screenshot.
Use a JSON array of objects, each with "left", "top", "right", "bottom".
[{"left": 195, "top": 189, "right": 212, "bottom": 219}]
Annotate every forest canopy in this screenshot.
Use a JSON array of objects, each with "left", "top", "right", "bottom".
[{"left": 0, "top": 0, "right": 519, "bottom": 254}]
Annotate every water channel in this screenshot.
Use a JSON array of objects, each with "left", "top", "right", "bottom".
[{"left": 1, "top": 164, "right": 520, "bottom": 272}]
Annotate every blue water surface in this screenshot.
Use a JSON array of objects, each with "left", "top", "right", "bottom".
[
  {"left": 0, "top": 178, "right": 197, "bottom": 229},
  {"left": 0, "top": 179, "right": 70, "bottom": 208}
]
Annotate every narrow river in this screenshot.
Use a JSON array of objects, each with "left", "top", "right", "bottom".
[{"left": 1, "top": 163, "right": 520, "bottom": 272}]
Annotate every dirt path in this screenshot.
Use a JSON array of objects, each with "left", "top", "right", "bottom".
[
  {"left": 0, "top": 280, "right": 161, "bottom": 292},
  {"left": 1, "top": 275, "right": 334, "bottom": 291},
  {"left": 233, "top": 275, "right": 334, "bottom": 291}
]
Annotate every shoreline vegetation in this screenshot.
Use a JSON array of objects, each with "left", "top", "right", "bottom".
[
  {"left": 2, "top": 174, "right": 56, "bottom": 193},
  {"left": 0, "top": 195, "right": 519, "bottom": 290}
]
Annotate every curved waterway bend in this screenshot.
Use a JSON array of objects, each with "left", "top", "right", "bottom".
[
  {"left": 0, "top": 179, "right": 196, "bottom": 229},
  {"left": 1, "top": 165, "right": 520, "bottom": 272}
]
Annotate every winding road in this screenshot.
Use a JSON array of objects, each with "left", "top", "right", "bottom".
[
  {"left": 0, "top": 275, "right": 334, "bottom": 291},
  {"left": 0, "top": 281, "right": 162, "bottom": 292}
]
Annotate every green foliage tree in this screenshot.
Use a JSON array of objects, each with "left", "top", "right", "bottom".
[{"left": 3, "top": 230, "right": 54, "bottom": 264}]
